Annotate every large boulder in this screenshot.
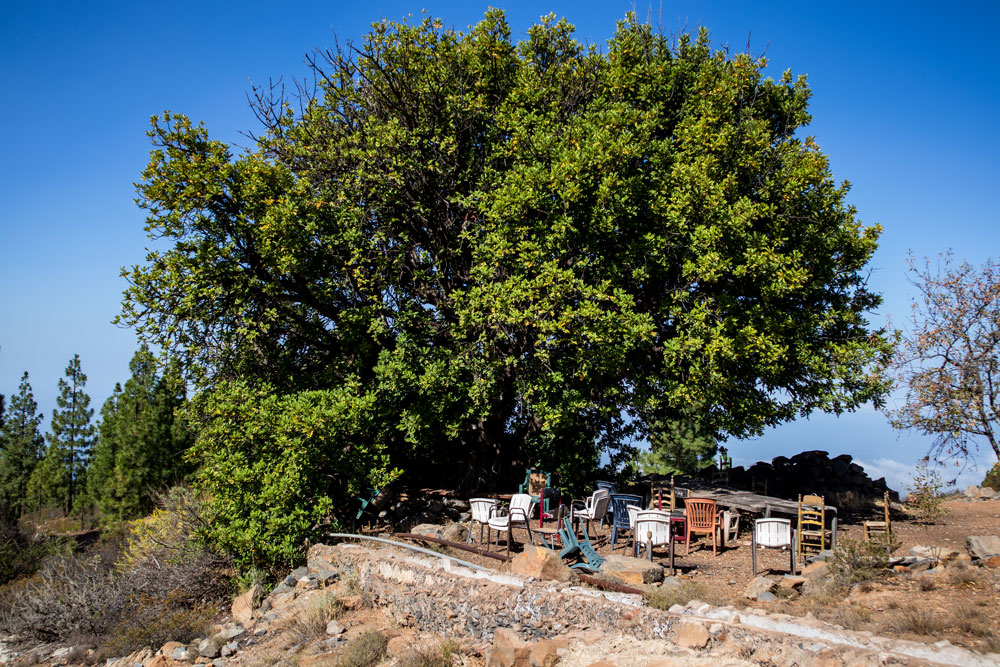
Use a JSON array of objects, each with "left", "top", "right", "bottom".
[
  {"left": 510, "top": 545, "right": 578, "bottom": 583},
  {"left": 488, "top": 628, "right": 531, "bottom": 667},
  {"left": 231, "top": 584, "right": 261, "bottom": 626},
  {"left": 441, "top": 522, "right": 469, "bottom": 542},
  {"left": 966, "top": 535, "right": 1000, "bottom": 560},
  {"left": 600, "top": 554, "right": 665, "bottom": 585},
  {"left": 409, "top": 523, "right": 446, "bottom": 539}
]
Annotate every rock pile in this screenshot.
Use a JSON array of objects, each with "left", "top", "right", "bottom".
[
  {"left": 367, "top": 491, "right": 470, "bottom": 530},
  {"left": 713, "top": 450, "right": 894, "bottom": 503},
  {"left": 963, "top": 485, "right": 999, "bottom": 501}
]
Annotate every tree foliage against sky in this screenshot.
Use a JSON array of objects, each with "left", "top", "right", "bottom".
[
  {"left": 26, "top": 355, "right": 95, "bottom": 513},
  {"left": 886, "top": 254, "right": 1000, "bottom": 465},
  {"left": 121, "top": 12, "right": 891, "bottom": 502},
  {"left": 0, "top": 372, "right": 44, "bottom": 520},
  {"left": 87, "top": 347, "right": 193, "bottom": 522}
]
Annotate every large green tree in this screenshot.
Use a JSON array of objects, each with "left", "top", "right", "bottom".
[
  {"left": 121, "top": 13, "right": 891, "bottom": 512},
  {"left": 0, "top": 373, "right": 45, "bottom": 520},
  {"left": 27, "top": 355, "right": 96, "bottom": 514},
  {"left": 87, "top": 348, "right": 193, "bottom": 521}
]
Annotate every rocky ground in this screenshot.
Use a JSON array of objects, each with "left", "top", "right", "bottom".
[{"left": 3, "top": 494, "right": 999, "bottom": 667}]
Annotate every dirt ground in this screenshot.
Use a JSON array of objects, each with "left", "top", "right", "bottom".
[{"left": 417, "top": 496, "right": 1000, "bottom": 656}]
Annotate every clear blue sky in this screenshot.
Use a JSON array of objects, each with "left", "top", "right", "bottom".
[{"left": 2, "top": 1, "right": 998, "bottom": 493}]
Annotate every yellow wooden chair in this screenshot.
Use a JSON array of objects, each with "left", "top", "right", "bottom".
[
  {"left": 797, "top": 494, "right": 830, "bottom": 561},
  {"left": 863, "top": 490, "right": 891, "bottom": 541}
]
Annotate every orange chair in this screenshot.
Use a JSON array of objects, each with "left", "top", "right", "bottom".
[{"left": 683, "top": 498, "right": 722, "bottom": 555}]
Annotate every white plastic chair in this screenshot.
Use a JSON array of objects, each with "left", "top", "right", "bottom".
[
  {"left": 570, "top": 488, "right": 611, "bottom": 540},
  {"left": 633, "top": 509, "right": 675, "bottom": 573},
  {"left": 468, "top": 498, "right": 498, "bottom": 544},
  {"left": 752, "top": 517, "right": 796, "bottom": 575},
  {"left": 487, "top": 493, "right": 535, "bottom": 556}
]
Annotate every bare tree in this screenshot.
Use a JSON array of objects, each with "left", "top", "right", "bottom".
[{"left": 887, "top": 253, "right": 1000, "bottom": 466}]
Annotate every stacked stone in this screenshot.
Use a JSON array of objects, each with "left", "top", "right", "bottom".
[{"left": 717, "top": 450, "right": 894, "bottom": 502}]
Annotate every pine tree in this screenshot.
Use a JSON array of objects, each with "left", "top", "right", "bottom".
[
  {"left": 89, "top": 348, "right": 192, "bottom": 521},
  {"left": 0, "top": 372, "right": 45, "bottom": 520},
  {"left": 638, "top": 404, "right": 718, "bottom": 477},
  {"left": 40, "top": 355, "right": 96, "bottom": 514}
]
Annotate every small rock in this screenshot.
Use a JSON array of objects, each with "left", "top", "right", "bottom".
[
  {"left": 441, "top": 522, "right": 469, "bottom": 542},
  {"left": 674, "top": 622, "right": 710, "bottom": 649},
  {"left": 600, "top": 554, "right": 664, "bottom": 585},
  {"left": 290, "top": 566, "right": 309, "bottom": 579},
  {"left": 296, "top": 575, "right": 320, "bottom": 590},
  {"left": 197, "top": 639, "right": 220, "bottom": 659},
  {"left": 757, "top": 591, "right": 777, "bottom": 602},
  {"left": 171, "top": 646, "right": 194, "bottom": 662},
  {"left": 326, "top": 621, "right": 345, "bottom": 636},
  {"left": 743, "top": 576, "right": 776, "bottom": 600},
  {"left": 779, "top": 575, "right": 806, "bottom": 589},
  {"left": 801, "top": 561, "right": 830, "bottom": 579},
  {"left": 410, "top": 523, "right": 445, "bottom": 539},
  {"left": 511, "top": 545, "right": 579, "bottom": 583},
  {"left": 316, "top": 569, "right": 339, "bottom": 585}
]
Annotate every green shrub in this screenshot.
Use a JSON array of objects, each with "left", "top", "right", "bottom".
[
  {"left": 189, "top": 381, "right": 401, "bottom": 574},
  {"left": 0, "top": 517, "right": 72, "bottom": 585},
  {"left": 982, "top": 461, "right": 1000, "bottom": 491},
  {"left": 830, "top": 535, "right": 899, "bottom": 585}
]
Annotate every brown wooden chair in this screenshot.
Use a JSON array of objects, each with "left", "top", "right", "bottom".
[
  {"left": 683, "top": 498, "right": 722, "bottom": 555},
  {"left": 797, "top": 494, "right": 830, "bottom": 562},
  {"left": 863, "top": 490, "right": 891, "bottom": 541}
]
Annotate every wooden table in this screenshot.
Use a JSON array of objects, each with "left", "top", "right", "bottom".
[{"left": 671, "top": 485, "right": 838, "bottom": 548}]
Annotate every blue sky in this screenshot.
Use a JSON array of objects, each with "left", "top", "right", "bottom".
[{"left": 1, "top": 1, "right": 998, "bottom": 493}]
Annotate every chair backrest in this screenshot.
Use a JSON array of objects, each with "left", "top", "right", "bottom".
[
  {"left": 596, "top": 480, "right": 617, "bottom": 495},
  {"left": 684, "top": 498, "right": 719, "bottom": 529},
  {"left": 588, "top": 488, "right": 611, "bottom": 514},
  {"left": 635, "top": 510, "right": 672, "bottom": 547},
  {"left": 519, "top": 469, "right": 552, "bottom": 496},
  {"left": 469, "top": 498, "right": 497, "bottom": 523},
  {"left": 610, "top": 494, "right": 644, "bottom": 528},
  {"left": 509, "top": 493, "right": 535, "bottom": 521},
  {"left": 798, "top": 494, "right": 825, "bottom": 526},
  {"left": 627, "top": 504, "right": 641, "bottom": 528},
  {"left": 754, "top": 518, "right": 792, "bottom": 548}
]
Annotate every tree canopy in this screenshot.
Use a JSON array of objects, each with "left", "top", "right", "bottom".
[
  {"left": 87, "top": 347, "right": 193, "bottom": 522},
  {"left": 886, "top": 254, "right": 1000, "bottom": 466},
  {"left": 121, "top": 12, "right": 890, "bottom": 503},
  {"left": 0, "top": 372, "right": 44, "bottom": 521}
]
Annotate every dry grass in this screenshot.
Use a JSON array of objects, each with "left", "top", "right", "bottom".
[
  {"left": 916, "top": 577, "right": 936, "bottom": 591},
  {"left": 646, "top": 581, "right": 725, "bottom": 610},
  {"left": 337, "top": 631, "right": 387, "bottom": 667},
  {"left": 881, "top": 608, "right": 946, "bottom": 636},
  {"left": 275, "top": 592, "right": 346, "bottom": 645},
  {"left": 953, "top": 605, "right": 992, "bottom": 637},
  {"left": 396, "top": 639, "right": 464, "bottom": 667},
  {"left": 826, "top": 604, "right": 873, "bottom": 631},
  {"left": 947, "top": 566, "right": 983, "bottom": 588}
]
